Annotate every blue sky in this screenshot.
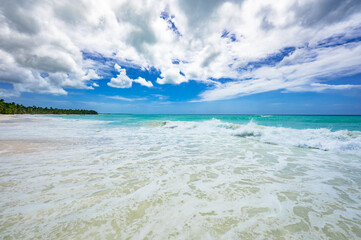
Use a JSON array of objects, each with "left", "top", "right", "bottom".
[{"left": 1, "top": 0, "right": 361, "bottom": 114}]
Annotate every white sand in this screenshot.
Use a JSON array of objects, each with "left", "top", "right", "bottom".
[{"left": 0, "top": 114, "right": 17, "bottom": 122}]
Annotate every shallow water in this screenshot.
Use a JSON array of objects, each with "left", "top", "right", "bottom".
[{"left": 0, "top": 115, "right": 360, "bottom": 239}]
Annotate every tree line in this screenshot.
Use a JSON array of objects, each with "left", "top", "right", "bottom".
[{"left": 0, "top": 99, "right": 98, "bottom": 114}]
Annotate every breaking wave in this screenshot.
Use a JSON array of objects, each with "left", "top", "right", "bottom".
[{"left": 156, "top": 119, "right": 361, "bottom": 155}]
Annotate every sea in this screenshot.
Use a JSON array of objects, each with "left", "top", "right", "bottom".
[{"left": 0, "top": 114, "right": 361, "bottom": 239}]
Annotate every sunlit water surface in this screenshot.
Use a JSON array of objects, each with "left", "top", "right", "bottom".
[{"left": 0, "top": 115, "right": 361, "bottom": 239}]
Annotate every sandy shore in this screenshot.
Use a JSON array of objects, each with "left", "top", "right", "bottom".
[
  {"left": 0, "top": 114, "right": 18, "bottom": 122},
  {"left": 0, "top": 114, "right": 45, "bottom": 125},
  {"left": 0, "top": 114, "right": 28, "bottom": 125},
  {"left": 0, "top": 115, "right": 56, "bottom": 156}
]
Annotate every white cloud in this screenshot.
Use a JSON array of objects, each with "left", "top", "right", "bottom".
[
  {"left": 107, "top": 64, "right": 133, "bottom": 88},
  {"left": 83, "top": 69, "right": 101, "bottom": 81},
  {"left": 285, "top": 83, "right": 361, "bottom": 93},
  {"left": 197, "top": 40, "right": 361, "bottom": 101},
  {"left": 134, "top": 77, "right": 153, "bottom": 87},
  {"left": 107, "top": 95, "right": 147, "bottom": 101},
  {"left": 107, "top": 64, "right": 153, "bottom": 88},
  {"left": 157, "top": 67, "right": 187, "bottom": 84},
  {"left": 0, "top": 88, "right": 20, "bottom": 98},
  {"left": 0, "top": 0, "right": 360, "bottom": 99}
]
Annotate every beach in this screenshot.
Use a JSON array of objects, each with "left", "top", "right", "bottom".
[
  {"left": 0, "top": 114, "right": 16, "bottom": 122},
  {"left": 0, "top": 114, "right": 360, "bottom": 239}
]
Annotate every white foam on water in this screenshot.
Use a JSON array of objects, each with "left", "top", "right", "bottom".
[
  {"left": 158, "top": 119, "right": 361, "bottom": 156},
  {"left": 0, "top": 116, "right": 360, "bottom": 239}
]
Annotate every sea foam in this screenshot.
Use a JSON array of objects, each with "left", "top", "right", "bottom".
[
  {"left": 157, "top": 119, "right": 361, "bottom": 156},
  {"left": 1, "top": 115, "right": 361, "bottom": 239}
]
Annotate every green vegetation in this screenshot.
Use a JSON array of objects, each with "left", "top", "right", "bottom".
[{"left": 0, "top": 99, "right": 97, "bottom": 114}]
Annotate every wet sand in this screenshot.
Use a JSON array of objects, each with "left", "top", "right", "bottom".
[
  {"left": 0, "top": 115, "right": 63, "bottom": 156},
  {"left": 0, "top": 114, "right": 17, "bottom": 123}
]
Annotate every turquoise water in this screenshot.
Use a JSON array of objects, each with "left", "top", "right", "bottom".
[
  {"left": 1, "top": 115, "right": 361, "bottom": 239},
  {"left": 46, "top": 114, "right": 361, "bottom": 155},
  {"left": 53, "top": 114, "right": 361, "bottom": 131}
]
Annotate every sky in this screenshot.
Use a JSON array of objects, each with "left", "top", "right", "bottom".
[{"left": 0, "top": 0, "right": 361, "bottom": 114}]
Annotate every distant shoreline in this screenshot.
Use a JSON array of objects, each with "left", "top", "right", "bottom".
[{"left": 0, "top": 99, "right": 98, "bottom": 115}]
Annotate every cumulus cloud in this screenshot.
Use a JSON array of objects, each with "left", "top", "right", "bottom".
[
  {"left": 107, "top": 64, "right": 133, "bottom": 88},
  {"left": 83, "top": 69, "right": 101, "bottom": 81},
  {"left": 134, "top": 77, "right": 153, "bottom": 87},
  {"left": 0, "top": 0, "right": 100, "bottom": 95},
  {"left": 157, "top": 67, "right": 187, "bottom": 84},
  {"left": 0, "top": 0, "right": 360, "bottom": 99},
  {"left": 107, "top": 64, "right": 153, "bottom": 88}
]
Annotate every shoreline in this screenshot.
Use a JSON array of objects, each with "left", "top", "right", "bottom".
[
  {"left": 0, "top": 114, "right": 46, "bottom": 125},
  {"left": 0, "top": 114, "right": 18, "bottom": 121},
  {"left": 0, "top": 114, "right": 22, "bottom": 124}
]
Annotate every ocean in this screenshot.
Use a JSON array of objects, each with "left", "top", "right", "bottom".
[{"left": 0, "top": 114, "right": 361, "bottom": 239}]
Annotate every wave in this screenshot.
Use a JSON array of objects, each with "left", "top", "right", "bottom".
[{"left": 156, "top": 119, "right": 361, "bottom": 156}]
